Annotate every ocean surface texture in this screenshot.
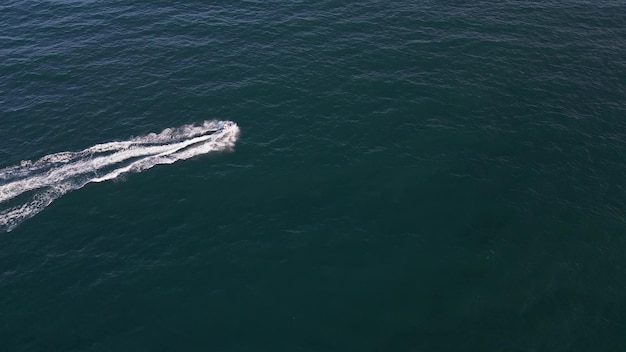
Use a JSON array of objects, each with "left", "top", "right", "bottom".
[{"left": 1, "top": 1, "right": 626, "bottom": 351}]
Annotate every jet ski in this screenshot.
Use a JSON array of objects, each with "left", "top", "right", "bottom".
[{"left": 217, "top": 121, "right": 237, "bottom": 130}]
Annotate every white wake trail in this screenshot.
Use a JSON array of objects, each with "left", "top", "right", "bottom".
[{"left": 0, "top": 120, "right": 240, "bottom": 232}]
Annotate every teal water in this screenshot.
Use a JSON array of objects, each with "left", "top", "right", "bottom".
[{"left": 2, "top": 1, "right": 626, "bottom": 350}]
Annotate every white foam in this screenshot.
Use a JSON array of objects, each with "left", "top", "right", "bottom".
[{"left": 0, "top": 120, "right": 240, "bottom": 232}]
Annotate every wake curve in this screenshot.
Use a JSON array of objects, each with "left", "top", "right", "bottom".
[{"left": 0, "top": 120, "right": 240, "bottom": 232}]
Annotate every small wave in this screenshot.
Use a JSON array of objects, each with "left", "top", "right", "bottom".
[{"left": 0, "top": 120, "right": 240, "bottom": 232}]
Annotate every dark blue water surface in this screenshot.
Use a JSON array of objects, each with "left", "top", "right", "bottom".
[{"left": 2, "top": 1, "right": 626, "bottom": 351}]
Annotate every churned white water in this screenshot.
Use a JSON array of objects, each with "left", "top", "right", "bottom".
[{"left": 0, "top": 120, "right": 240, "bottom": 232}]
